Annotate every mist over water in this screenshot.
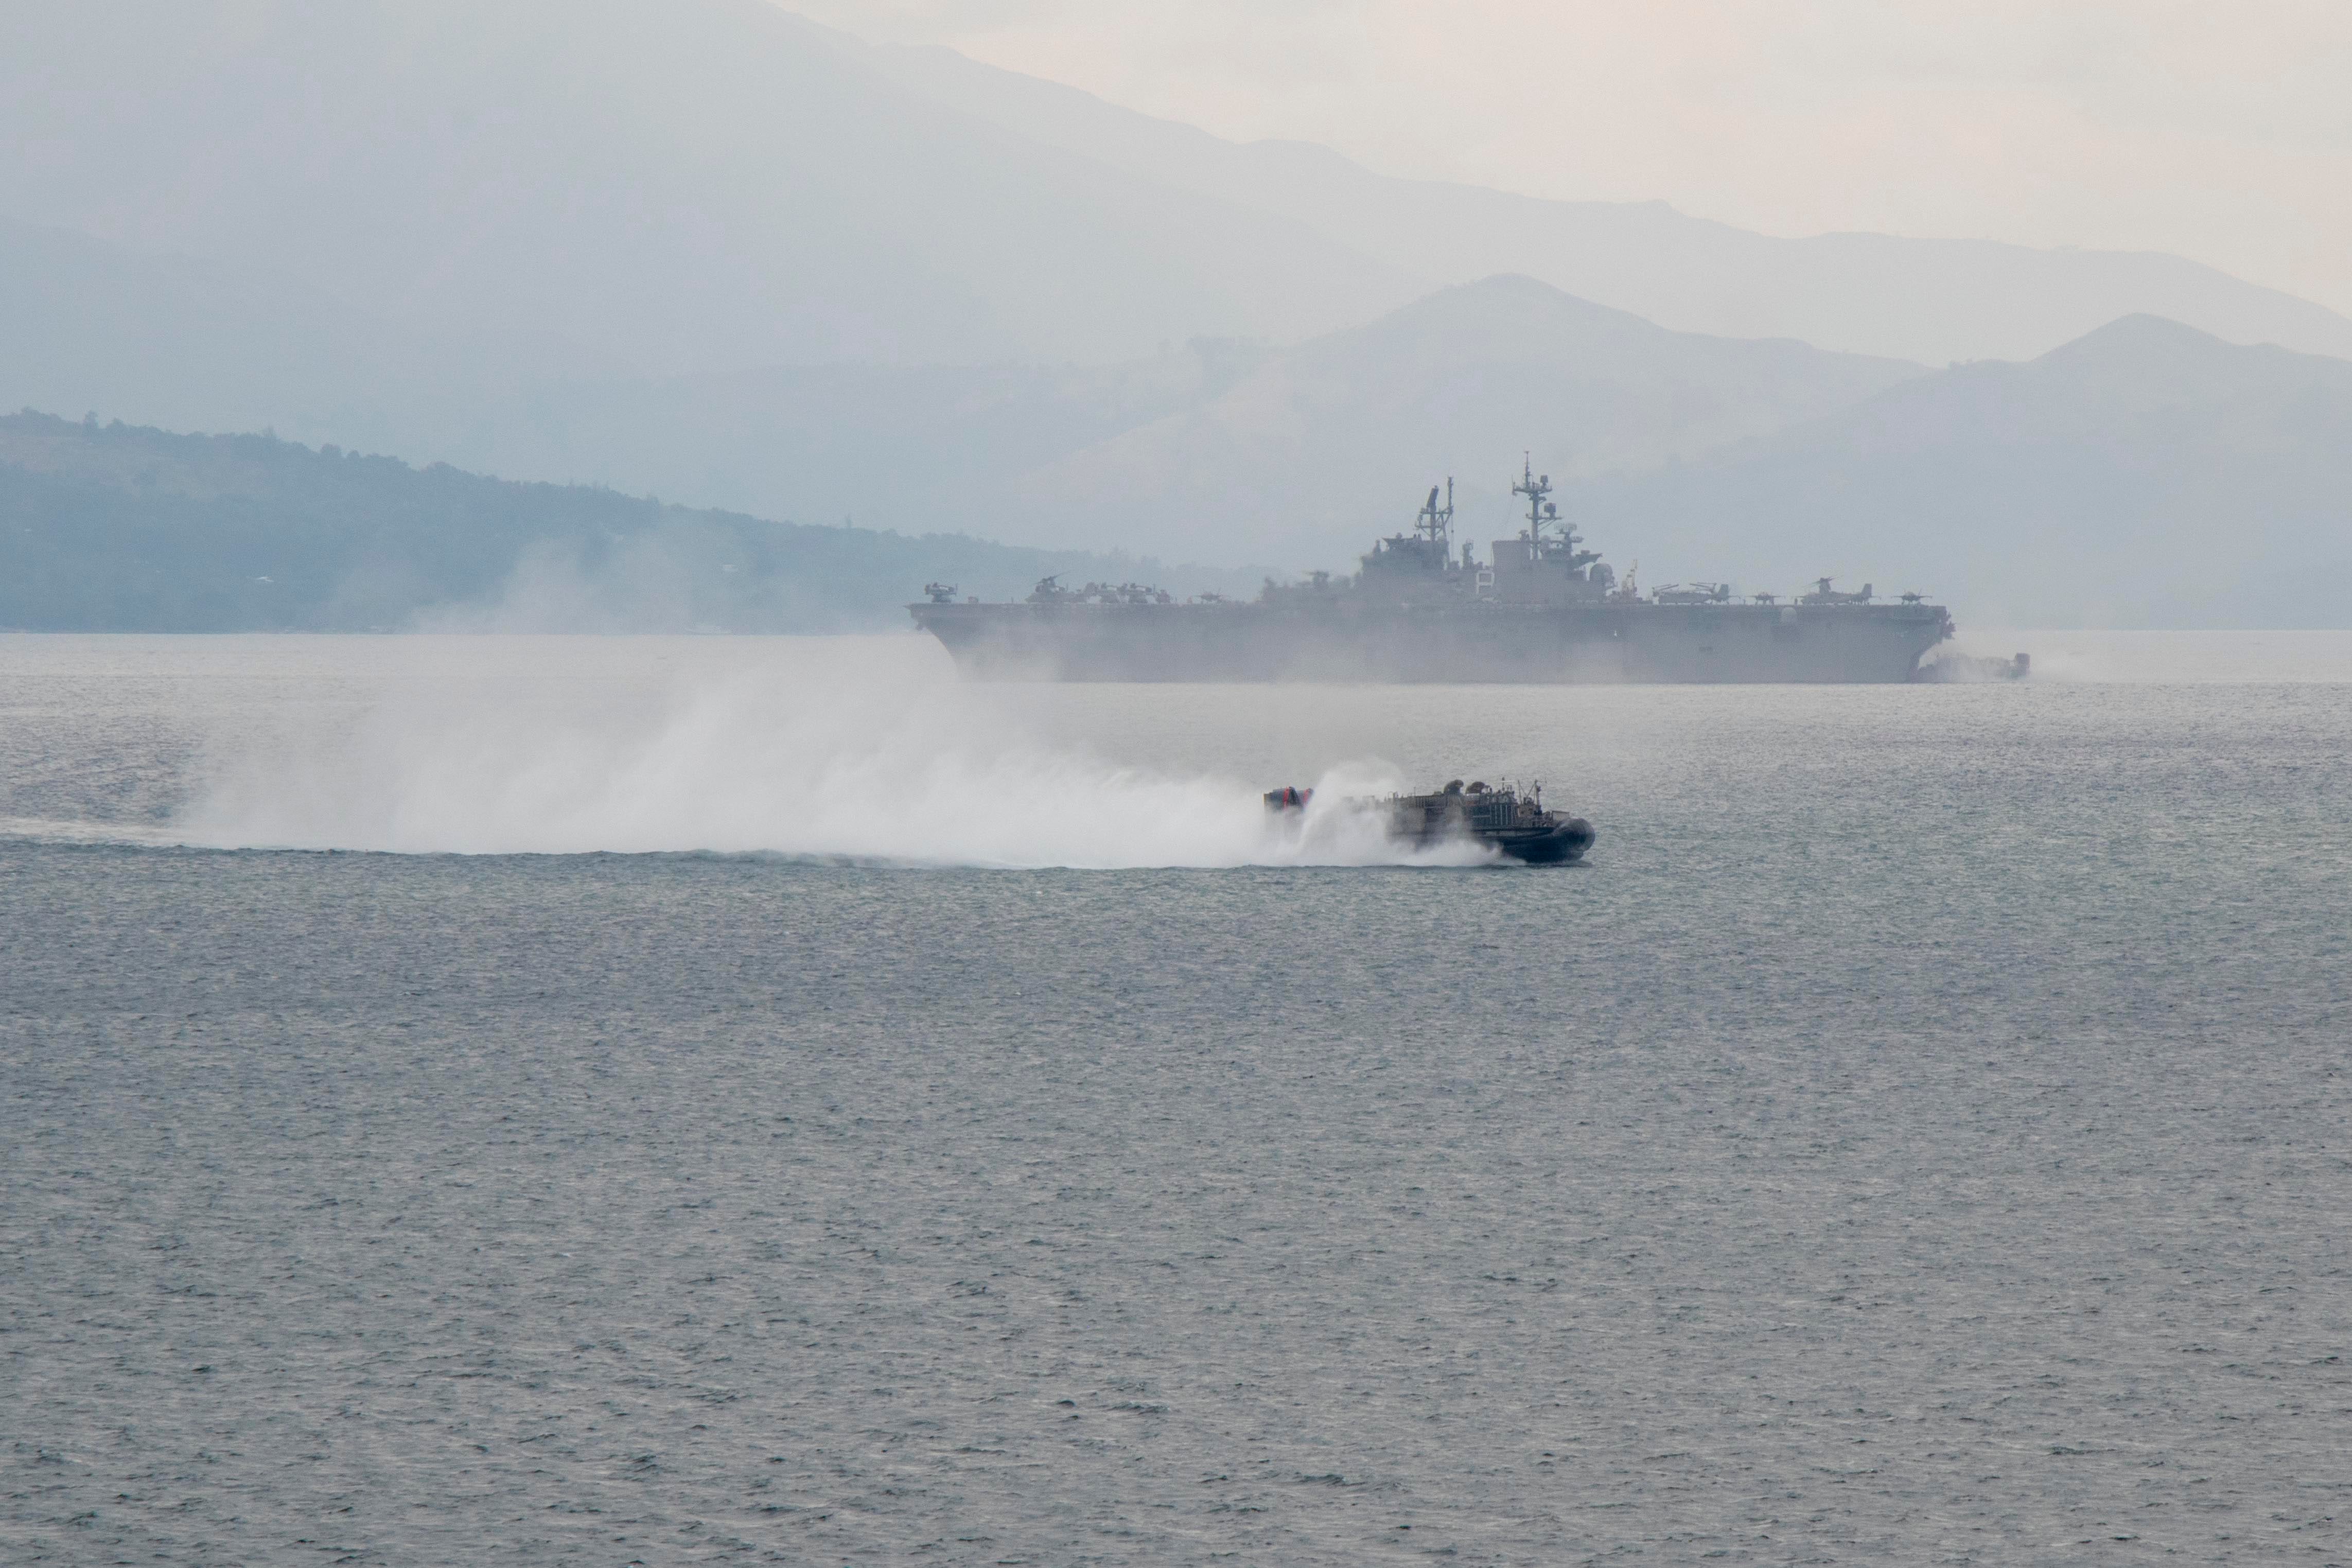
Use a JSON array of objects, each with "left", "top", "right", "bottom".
[{"left": 172, "top": 643, "right": 1486, "bottom": 867}]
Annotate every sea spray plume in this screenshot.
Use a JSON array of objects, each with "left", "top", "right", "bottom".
[{"left": 177, "top": 657, "right": 1490, "bottom": 868}]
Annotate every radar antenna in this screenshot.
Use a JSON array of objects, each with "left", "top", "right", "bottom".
[
  {"left": 1413, "top": 477, "right": 1455, "bottom": 549},
  {"left": 1513, "top": 453, "right": 1589, "bottom": 565},
  {"left": 1513, "top": 453, "right": 1551, "bottom": 540}
]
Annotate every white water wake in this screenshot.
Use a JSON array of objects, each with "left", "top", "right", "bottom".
[{"left": 173, "top": 663, "right": 1489, "bottom": 869}]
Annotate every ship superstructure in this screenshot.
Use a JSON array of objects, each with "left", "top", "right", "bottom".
[{"left": 911, "top": 458, "right": 1955, "bottom": 682}]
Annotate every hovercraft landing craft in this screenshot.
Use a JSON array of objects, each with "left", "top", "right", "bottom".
[{"left": 1265, "top": 778, "right": 1595, "bottom": 864}]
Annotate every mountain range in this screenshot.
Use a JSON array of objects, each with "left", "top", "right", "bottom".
[
  {"left": 862, "top": 32, "right": 2352, "bottom": 369},
  {"left": 11, "top": 0, "right": 2346, "bottom": 376},
  {"left": 1567, "top": 315, "right": 2352, "bottom": 628},
  {"left": 2, "top": 0, "right": 2347, "bottom": 625},
  {"left": 0, "top": 412, "right": 1246, "bottom": 633},
  {"left": 11, "top": 303, "right": 2345, "bottom": 630}
]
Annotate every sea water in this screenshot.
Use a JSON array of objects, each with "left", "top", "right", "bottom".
[{"left": 3, "top": 633, "right": 2348, "bottom": 1564}]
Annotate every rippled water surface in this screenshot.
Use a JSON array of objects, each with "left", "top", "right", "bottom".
[{"left": 4, "top": 634, "right": 2349, "bottom": 1565}]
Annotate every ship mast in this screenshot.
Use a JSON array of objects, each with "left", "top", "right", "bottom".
[
  {"left": 1512, "top": 453, "right": 1583, "bottom": 560},
  {"left": 1513, "top": 453, "right": 1547, "bottom": 539},
  {"left": 1414, "top": 478, "right": 1454, "bottom": 550}
]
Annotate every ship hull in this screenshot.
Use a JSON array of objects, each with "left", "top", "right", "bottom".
[
  {"left": 910, "top": 601, "right": 1953, "bottom": 683},
  {"left": 1392, "top": 817, "right": 1593, "bottom": 863},
  {"left": 1493, "top": 820, "right": 1595, "bottom": 864}
]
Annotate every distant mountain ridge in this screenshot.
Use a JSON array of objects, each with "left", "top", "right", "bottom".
[
  {"left": 859, "top": 28, "right": 2352, "bottom": 367},
  {"left": 2, "top": 0, "right": 2346, "bottom": 627},
  {"left": 0, "top": 413, "right": 1252, "bottom": 633},
  {"left": 987, "top": 275, "right": 1931, "bottom": 566},
  {"left": 0, "top": 214, "right": 613, "bottom": 462},
  {"left": 0, "top": 0, "right": 1421, "bottom": 374},
  {"left": 4, "top": 0, "right": 2345, "bottom": 384},
  {"left": 11, "top": 276, "right": 2344, "bottom": 629},
  {"left": 1561, "top": 316, "right": 2352, "bottom": 627},
  {"left": 0, "top": 229, "right": 1938, "bottom": 569}
]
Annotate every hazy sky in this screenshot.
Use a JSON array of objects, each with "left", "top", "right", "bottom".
[{"left": 784, "top": 0, "right": 2352, "bottom": 314}]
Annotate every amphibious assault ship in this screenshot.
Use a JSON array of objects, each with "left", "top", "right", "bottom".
[{"left": 910, "top": 460, "right": 1955, "bottom": 682}]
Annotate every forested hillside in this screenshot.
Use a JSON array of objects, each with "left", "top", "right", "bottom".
[{"left": 0, "top": 413, "right": 1233, "bottom": 632}]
